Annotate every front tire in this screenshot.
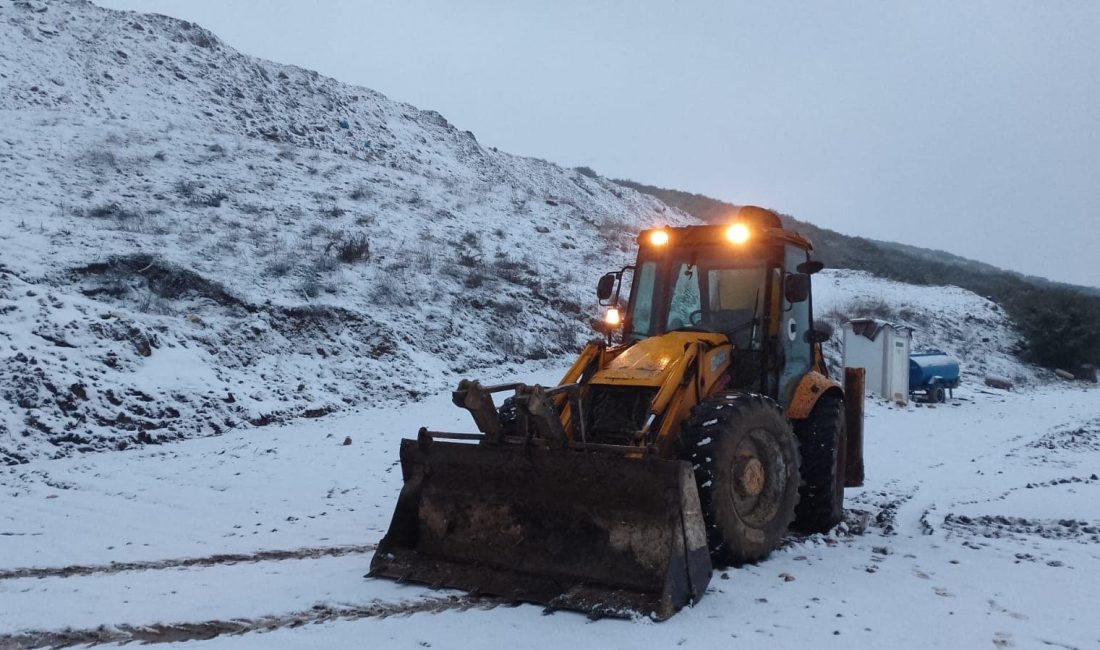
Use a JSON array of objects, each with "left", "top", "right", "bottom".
[
  {"left": 792, "top": 394, "right": 845, "bottom": 533},
  {"left": 681, "top": 392, "right": 800, "bottom": 566}
]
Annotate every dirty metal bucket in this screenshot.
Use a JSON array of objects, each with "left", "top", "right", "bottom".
[{"left": 369, "top": 437, "right": 712, "bottom": 620}]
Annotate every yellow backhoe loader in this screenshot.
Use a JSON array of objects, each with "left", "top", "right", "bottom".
[{"left": 370, "top": 206, "right": 865, "bottom": 620}]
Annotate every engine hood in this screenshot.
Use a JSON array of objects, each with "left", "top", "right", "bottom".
[{"left": 590, "top": 332, "right": 729, "bottom": 388}]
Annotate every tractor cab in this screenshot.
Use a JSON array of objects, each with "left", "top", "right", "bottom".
[{"left": 597, "top": 208, "right": 825, "bottom": 406}]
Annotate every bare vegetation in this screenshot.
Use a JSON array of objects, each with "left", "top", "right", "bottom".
[
  {"left": 335, "top": 233, "right": 371, "bottom": 264},
  {"left": 349, "top": 183, "right": 372, "bottom": 201},
  {"left": 173, "top": 178, "right": 200, "bottom": 199},
  {"left": 264, "top": 256, "right": 295, "bottom": 277},
  {"left": 80, "top": 147, "right": 120, "bottom": 170},
  {"left": 79, "top": 202, "right": 141, "bottom": 221},
  {"left": 188, "top": 190, "right": 229, "bottom": 208},
  {"left": 321, "top": 205, "right": 346, "bottom": 219}
]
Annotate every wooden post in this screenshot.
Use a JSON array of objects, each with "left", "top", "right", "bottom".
[{"left": 844, "top": 367, "right": 865, "bottom": 487}]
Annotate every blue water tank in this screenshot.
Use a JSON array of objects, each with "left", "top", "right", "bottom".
[{"left": 908, "top": 350, "right": 961, "bottom": 390}]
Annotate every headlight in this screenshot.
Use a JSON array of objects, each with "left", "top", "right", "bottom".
[{"left": 604, "top": 307, "right": 621, "bottom": 326}]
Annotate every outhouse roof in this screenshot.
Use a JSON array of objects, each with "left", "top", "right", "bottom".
[{"left": 845, "top": 318, "right": 914, "bottom": 342}]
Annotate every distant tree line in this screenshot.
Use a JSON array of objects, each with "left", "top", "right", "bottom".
[{"left": 614, "top": 180, "right": 1100, "bottom": 373}]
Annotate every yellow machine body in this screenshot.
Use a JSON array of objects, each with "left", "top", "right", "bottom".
[{"left": 371, "top": 208, "right": 864, "bottom": 620}]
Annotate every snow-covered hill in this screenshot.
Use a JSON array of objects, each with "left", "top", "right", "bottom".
[
  {"left": 814, "top": 269, "right": 1040, "bottom": 389},
  {"left": 0, "top": 0, "right": 1043, "bottom": 467},
  {"left": 0, "top": 0, "right": 690, "bottom": 463}
]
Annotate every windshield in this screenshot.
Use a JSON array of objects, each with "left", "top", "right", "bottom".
[{"left": 628, "top": 248, "right": 768, "bottom": 348}]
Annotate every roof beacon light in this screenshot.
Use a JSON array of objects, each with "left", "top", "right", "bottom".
[
  {"left": 725, "top": 222, "right": 750, "bottom": 244},
  {"left": 648, "top": 230, "right": 669, "bottom": 246}
]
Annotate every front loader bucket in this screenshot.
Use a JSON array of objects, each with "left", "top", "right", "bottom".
[{"left": 369, "top": 438, "right": 712, "bottom": 620}]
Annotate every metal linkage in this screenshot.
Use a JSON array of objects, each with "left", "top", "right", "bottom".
[{"left": 452, "top": 379, "right": 523, "bottom": 443}]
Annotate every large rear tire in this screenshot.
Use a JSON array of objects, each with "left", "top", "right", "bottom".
[
  {"left": 681, "top": 392, "right": 800, "bottom": 566},
  {"left": 792, "top": 394, "right": 845, "bottom": 533}
]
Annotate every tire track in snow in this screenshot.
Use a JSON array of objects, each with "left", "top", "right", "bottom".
[
  {"left": 0, "top": 544, "right": 377, "bottom": 581},
  {"left": 0, "top": 595, "right": 505, "bottom": 649}
]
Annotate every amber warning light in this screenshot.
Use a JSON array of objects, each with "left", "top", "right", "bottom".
[{"left": 725, "top": 223, "right": 750, "bottom": 244}]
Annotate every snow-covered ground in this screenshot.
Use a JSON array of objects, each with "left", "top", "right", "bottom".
[{"left": 1, "top": 365, "right": 1097, "bottom": 648}]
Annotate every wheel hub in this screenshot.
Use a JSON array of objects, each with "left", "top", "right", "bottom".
[{"left": 736, "top": 457, "right": 765, "bottom": 497}]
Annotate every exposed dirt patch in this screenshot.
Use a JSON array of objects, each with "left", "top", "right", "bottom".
[
  {"left": 0, "top": 544, "right": 377, "bottom": 581},
  {"left": 1023, "top": 474, "right": 1099, "bottom": 490},
  {"left": 1, "top": 264, "right": 423, "bottom": 463},
  {"left": 75, "top": 254, "right": 245, "bottom": 309},
  {"left": 1026, "top": 417, "right": 1100, "bottom": 453},
  {"left": 847, "top": 489, "right": 915, "bottom": 536},
  {"left": 942, "top": 514, "right": 1100, "bottom": 545},
  {"left": 0, "top": 594, "right": 503, "bottom": 649}
]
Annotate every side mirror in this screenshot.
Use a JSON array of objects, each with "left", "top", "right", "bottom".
[
  {"left": 784, "top": 273, "right": 810, "bottom": 304},
  {"left": 596, "top": 273, "right": 617, "bottom": 303},
  {"left": 797, "top": 260, "right": 824, "bottom": 275}
]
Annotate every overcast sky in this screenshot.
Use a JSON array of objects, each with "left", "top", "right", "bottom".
[{"left": 97, "top": 0, "right": 1100, "bottom": 287}]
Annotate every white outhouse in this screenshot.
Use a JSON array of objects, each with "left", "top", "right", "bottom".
[{"left": 842, "top": 319, "right": 913, "bottom": 404}]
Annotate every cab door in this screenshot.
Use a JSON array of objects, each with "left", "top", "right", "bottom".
[{"left": 777, "top": 245, "right": 813, "bottom": 405}]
